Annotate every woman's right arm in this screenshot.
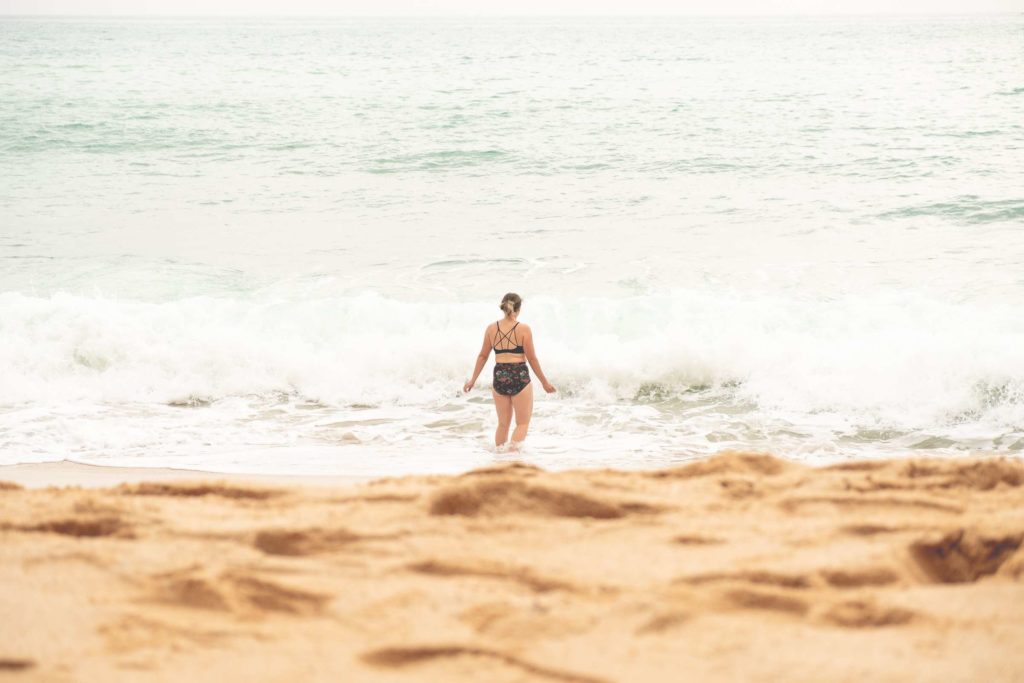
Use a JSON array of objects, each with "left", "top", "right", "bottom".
[{"left": 463, "top": 327, "right": 492, "bottom": 393}]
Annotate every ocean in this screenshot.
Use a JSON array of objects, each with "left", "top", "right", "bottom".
[{"left": 1, "top": 14, "right": 1022, "bottom": 475}]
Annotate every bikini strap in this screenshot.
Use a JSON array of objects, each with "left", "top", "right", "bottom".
[{"left": 493, "top": 320, "right": 519, "bottom": 349}]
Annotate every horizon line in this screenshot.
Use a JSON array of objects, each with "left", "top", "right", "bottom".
[{"left": 2, "top": 10, "right": 1019, "bottom": 16}]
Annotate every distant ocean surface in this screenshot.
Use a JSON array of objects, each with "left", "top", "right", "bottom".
[{"left": 1, "top": 15, "right": 1023, "bottom": 475}]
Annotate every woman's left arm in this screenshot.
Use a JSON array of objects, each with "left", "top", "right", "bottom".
[{"left": 523, "top": 326, "right": 556, "bottom": 393}]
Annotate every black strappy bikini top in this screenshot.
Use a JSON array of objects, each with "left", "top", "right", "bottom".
[{"left": 492, "top": 321, "right": 524, "bottom": 355}]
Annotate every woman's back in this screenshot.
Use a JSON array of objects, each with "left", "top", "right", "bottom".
[{"left": 491, "top": 319, "right": 525, "bottom": 360}]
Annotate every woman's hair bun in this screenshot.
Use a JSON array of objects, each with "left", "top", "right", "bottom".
[{"left": 499, "top": 292, "right": 522, "bottom": 315}]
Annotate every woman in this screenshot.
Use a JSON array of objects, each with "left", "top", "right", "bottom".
[{"left": 463, "top": 292, "right": 556, "bottom": 449}]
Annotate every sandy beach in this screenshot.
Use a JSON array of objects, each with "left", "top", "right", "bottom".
[{"left": 2, "top": 451, "right": 1023, "bottom": 682}]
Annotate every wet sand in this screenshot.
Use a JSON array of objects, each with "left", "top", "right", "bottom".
[
  {"left": 1, "top": 451, "right": 1023, "bottom": 682},
  {"left": 0, "top": 460, "right": 370, "bottom": 489}
]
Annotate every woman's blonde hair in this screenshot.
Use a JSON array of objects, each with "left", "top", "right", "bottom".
[{"left": 500, "top": 292, "right": 522, "bottom": 317}]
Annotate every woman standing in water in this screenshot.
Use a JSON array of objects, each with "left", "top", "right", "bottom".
[{"left": 463, "top": 293, "right": 556, "bottom": 449}]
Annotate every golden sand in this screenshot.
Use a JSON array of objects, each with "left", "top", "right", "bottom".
[{"left": 2, "top": 452, "right": 1023, "bottom": 682}]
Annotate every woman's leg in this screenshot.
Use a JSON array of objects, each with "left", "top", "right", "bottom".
[
  {"left": 492, "top": 390, "right": 513, "bottom": 447},
  {"left": 509, "top": 382, "right": 534, "bottom": 447}
]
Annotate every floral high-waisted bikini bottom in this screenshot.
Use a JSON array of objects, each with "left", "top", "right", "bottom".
[{"left": 493, "top": 362, "right": 531, "bottom": 396}]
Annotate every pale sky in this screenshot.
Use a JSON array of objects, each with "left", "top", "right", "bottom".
[{"left": 2, "top": 0, "right": 1022, "bottom": 15}]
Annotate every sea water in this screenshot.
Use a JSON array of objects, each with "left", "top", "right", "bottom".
[{"left": 1, "top": 15, "right": 1023, "bottom": 475}]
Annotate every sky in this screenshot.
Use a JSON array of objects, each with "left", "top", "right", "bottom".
[{"left": 2, "top": 0, "right": 1022, "bottom": 15}]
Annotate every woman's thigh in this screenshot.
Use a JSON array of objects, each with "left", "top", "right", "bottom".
[
  {"left": 492, "top": 390, "right": 513, "bottom": 423},
  {"left": 511, "top": 382, "right": 534, "bottom": 424}
]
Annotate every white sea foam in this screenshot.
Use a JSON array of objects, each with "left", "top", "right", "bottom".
[
  {"left": 1, "top": 288, "right": 1021, "bottom": 471},
  {"left": 1, "top": 289, "right": 1020, "bottom": 413}
]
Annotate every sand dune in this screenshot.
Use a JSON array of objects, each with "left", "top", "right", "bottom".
[{"left": 2, "top": 452, "right": 1023, "bottom": 682}]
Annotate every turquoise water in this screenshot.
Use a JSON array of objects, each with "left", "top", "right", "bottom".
[{"left": 1, "top": 15, "right": 1023, "bottom": 474}]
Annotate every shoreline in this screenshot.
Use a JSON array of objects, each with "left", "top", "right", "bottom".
[
  {"left": 0, "top": 459, "right": 374, "bottom": 489},
  {"left": 3, "top": 450, "right": 1020, "bottom": 489}
]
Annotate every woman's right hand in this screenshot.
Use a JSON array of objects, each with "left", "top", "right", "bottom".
[{"left": 463, "top": 380, "right": 474, "bottom": 393}]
